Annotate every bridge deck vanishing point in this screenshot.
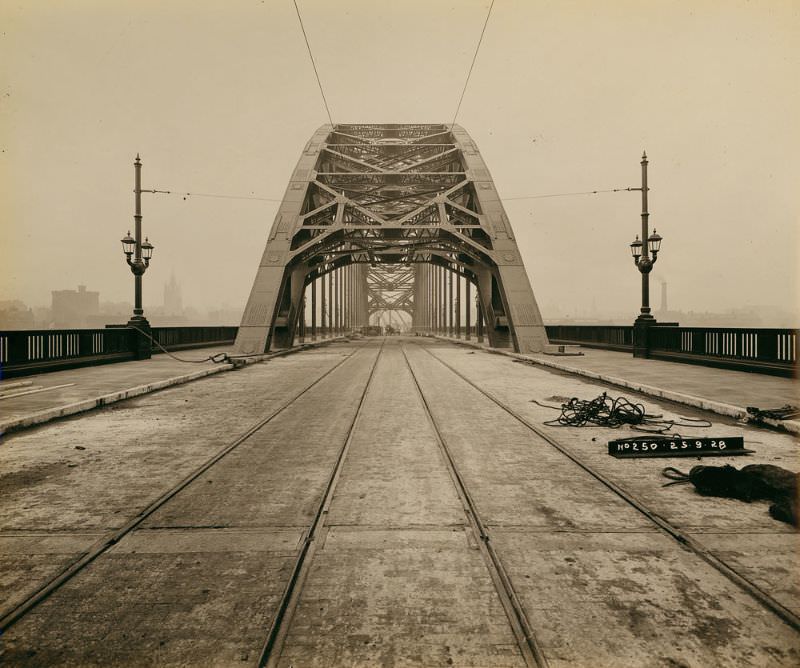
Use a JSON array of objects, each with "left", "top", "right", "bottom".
[{"left": 0, "top": 337, "right": 798, "bottom": 667}]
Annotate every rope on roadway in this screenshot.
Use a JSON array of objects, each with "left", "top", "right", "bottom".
[
  {"left": 126, "top": 325, "right": 247, "bottom": 364},
  {"left": 532, "top": 392, "right": 712, "bottom": 434}
]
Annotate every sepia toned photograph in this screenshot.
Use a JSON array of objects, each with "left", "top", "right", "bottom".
[{"left": 1, "top": 1, "right": 798, "bottom": 666}]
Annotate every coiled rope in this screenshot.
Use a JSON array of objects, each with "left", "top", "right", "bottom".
[{"left": 531, "top": 392, "right": 712, "bottom": 434}]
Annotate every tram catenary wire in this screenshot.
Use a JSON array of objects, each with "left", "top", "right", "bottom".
[
  {"left": 0, "top": 341, "right": 368, "bottom": 634},
  {"left": 411, "top": 342, "right": 800, "bottom": 634}
]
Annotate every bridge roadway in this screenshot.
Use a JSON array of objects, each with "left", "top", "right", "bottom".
[{"left": 0, "top": 337, "right": 798, "bottom": 666}]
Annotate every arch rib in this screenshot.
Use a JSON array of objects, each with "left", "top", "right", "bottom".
[{"left": 235, "top": 124, "right": 549, "bottom": 353}]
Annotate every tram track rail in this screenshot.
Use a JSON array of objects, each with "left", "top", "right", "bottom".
[
  {"left": 0, "top": 341, "right": 369, "bottom": 635},
  {"left": 258, "top": 337, "right": 386, "bottom": 668},
  {"left": 412, "top": 342, "right": 800, "bottom": 635},
  {"left": 399, "top": 344, "right": 549, "bottom": 668}
]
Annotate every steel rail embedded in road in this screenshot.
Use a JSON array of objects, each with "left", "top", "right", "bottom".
[
  {"left": 414, "top": 342, "right": 800, "bottom": 634},
  {"left": 0, "top": 341, "right": 368, "bottom": 635},
  {"left": 258, "top": 338, "right": 387, "bottom": 668},
  {"left": 399, "top": 344, "right": 549, "bottom": 668}
]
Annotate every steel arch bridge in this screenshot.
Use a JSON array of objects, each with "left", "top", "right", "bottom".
[{"left": 234, "top": 123, "right": 550, "bottom": 353}]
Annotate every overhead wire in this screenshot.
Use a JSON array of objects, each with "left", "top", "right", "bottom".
[
  {"left": 141, "top": 189, "right": 283, "bottom": 202},
  {"left": 293, "top": 0, "right": 334, "bottom": 127},
  {"left": 501, "top": 187, "right": 638, "bottom": 201},
  {"left": 450, "top": 0, "right": 496, "bottom": 131},
  {"left": 140, "top": 185, "right": 639, "bottom": 206}
]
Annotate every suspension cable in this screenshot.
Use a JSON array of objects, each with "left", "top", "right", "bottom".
[
  {"left": 450, "top": 0, "right": 496, "bottom": 131},
  {"left": 293, "top": 0, "right": 334, "bottom": 127}
]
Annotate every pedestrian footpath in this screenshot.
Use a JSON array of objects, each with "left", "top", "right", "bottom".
[
  {"left": 0, "top": 339, "right": 341, "bottom": 436},
  {"left": 434, "top": 335, "right": 800, "bottom": 434}
]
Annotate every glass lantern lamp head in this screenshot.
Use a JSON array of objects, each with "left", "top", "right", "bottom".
[
  {"left": 648, "top": 229, "right": 662, "bottom": 255},
  {"left": 630, "top": 235, "right": 643, "bottom": 259},
  {"left": 121, "top": 231, "right": 135, "bottom": 256},
  {"left": 141, "top": 237, "right": 154, "bottom": 262}
]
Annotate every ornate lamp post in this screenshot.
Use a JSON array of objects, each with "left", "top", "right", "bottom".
[
  {"left": 121, "top": 154, "right": 155, "bottom": 358},
  {"left": 629, "top": 151, "right": 663, "bottom": 358}
]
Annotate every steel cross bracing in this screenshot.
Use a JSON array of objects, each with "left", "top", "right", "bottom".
[
  {"left": 235, "top": 124, "right": 549, "bottom": 353},
  {"left": 366, "top": 265, "right": 415, "bottom": 329}
]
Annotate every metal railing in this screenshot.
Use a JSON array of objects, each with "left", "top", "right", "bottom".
[
  {"left": 545, "top": 325, "right": 633, "bottom": 352},
  {"left": 0, "top": 326, "right": 238, "bottom": 379},
  {"left": 546, "top": 324, "right": 797, "bottom": 377},
  {"left": 150, "top": 326, "right": 238, "bottom": 352},
  {"left": 3, "top": 324, "right": 796, "bottom": 379}
]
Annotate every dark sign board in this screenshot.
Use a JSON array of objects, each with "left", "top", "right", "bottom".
[{"left": 608, "top": 436, "right": 749, "bottom": 458}]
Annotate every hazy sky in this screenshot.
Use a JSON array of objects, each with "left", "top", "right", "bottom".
[{"left": 2, "top": 0, "right": 798, "bottom": 321}]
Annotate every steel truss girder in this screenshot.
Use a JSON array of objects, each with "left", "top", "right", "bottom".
[{"left": 235, "top": 124, "right": 548, "bottom": 353}]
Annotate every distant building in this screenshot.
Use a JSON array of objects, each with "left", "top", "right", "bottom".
[
  {"left": 163, "top": 272, "right": 183, "bottom": 315},
  {"left": 51, "top": 285, "right": 99, "bottom": 328},
  {"left": 0, "top": 300, "right": 35, "bottom": 329}
]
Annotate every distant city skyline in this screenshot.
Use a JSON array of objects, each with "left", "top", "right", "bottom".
[{"left": 1, "top": 273, "right": 796, "bottom": 330}]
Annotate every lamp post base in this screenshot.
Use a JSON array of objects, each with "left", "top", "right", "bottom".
[
  {"left": 633, "top": 314, "right": 655, "bottom": 359},
  {"left": 127, "top": 316, "right": 152, "bottom": 360}
]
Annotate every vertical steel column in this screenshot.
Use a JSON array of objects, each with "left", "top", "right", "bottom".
[
  {"left": 422, "top": 264, "right": 427, "bottom": 332},
  {"left": 455, "top": 272, "right": 461, "bottom": 338},
  {"left": 342, "top": 265, "right": 350, "bottom": 334},
  {"left": 440, "top": 266, "right": 446, "bottom": 335},
  {"left": 431, "top": 264, "right": 436, "bottom": 334},
  {"left": 476, "top": 296, "right": 484, "bottom": 343},
  {"left": 311, "top": 278, "right": 317, "bottom": 341},
  {"left": 433, "top": 265, "right": 438, "bottom": 333},
  {"left": 328, "top": 268, "right": 333, "bottom": 336},
  {"left": 347, "top": 264, "right": 351, "bottom": 332},
  {"left": 331, "top": 269, "right": 339, "bottom": 336},
  {"left": 422, "top": 265, "right": 428, "bottom": 332},
  {"left": 340, "top": 266, "right": 345, "bottom": 334},
  {"left": 445, "top": 267, "right": 449, "bottom": 336},
  {"left": 362, "top": 265, "right": 366, "bottom": 329},
  {"left": 349, "top": 264, "right": 354, "bottom": 331},
  {"left": 464, "top": 278, "right": 472, "bottom": 341},
  {"left": 319, "top": 274, "right": 328, "bottom": 339},
  {"left": 427, "top": 265, "right": 432, "bottom": 333},
  {"left": 348, "top": 264, "right": 353, "bottom": 331},
  {"left": 440, "top": 266, "right": 444, "bottom": 335},
  {"left": 334, "top": 268, "right": 342, "bottom": 336},
  {"left": 298, "top": 294, "right": 306, "bottom": 343},
  {"left": 357, "top": 264, "right": 363, "bottom": 329},
  {"left": 447, "top": 267, "right": 453, "bottom": 337},
  {"left": 436, "top": 265, "right": 440, "bottom": 334},
  {"left": 445, "top": 266, "right": 450, "bottom": 336},
  {"left": 435, "top": 265, "right": 440, "bottom": 333},
  {"left": 359, "top": 264, "right": 365, "bottom": 329},
  {"left": 342, "top": 266, "right": 346, "bottom": 334}
]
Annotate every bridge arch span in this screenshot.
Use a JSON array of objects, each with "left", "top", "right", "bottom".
[{"left": 235, "top": 124, "right": 549, "bottom": 353}]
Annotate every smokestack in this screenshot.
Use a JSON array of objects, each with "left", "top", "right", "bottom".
[{"left": 660, "top": 281, "right": 668, "bottom": 313}]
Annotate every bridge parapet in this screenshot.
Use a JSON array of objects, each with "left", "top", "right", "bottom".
[
  {"left": 546, "top": 324, "right": 798, "bottom": 377},
  {"left": 0, "top": 326, "right": 237, "bottom": 379}
]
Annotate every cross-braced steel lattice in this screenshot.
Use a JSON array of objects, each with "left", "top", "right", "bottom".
[{"left": 235, "top": 124, "right": 549, "bottom": 353}]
